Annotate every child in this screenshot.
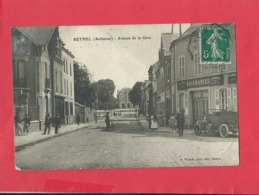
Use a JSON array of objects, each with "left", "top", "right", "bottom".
[{"left": 169, "top": 114, "right": 176, "bottom": 131}]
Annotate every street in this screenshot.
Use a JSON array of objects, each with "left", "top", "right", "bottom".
[{"left": 16, "top": 119, "right": 239, "bottom": 170}]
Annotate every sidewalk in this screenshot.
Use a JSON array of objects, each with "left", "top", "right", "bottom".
[
  {"left": 138, "top": 116, "right": 193, "bottom": 133},
  {"left": 15, "top": 120, "right": 104, "bottom": 151}
]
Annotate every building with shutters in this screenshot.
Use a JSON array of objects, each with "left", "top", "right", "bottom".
[
  {"left": 170, "top": 23, "right": 237, "bottom": 128},
  {"left": 61, "top": 47, "right": 75, "bottom": 125}
]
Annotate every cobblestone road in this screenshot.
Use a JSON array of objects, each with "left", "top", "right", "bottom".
[{"left": 16, "top": 121, "right": 239, "bottom": 170}]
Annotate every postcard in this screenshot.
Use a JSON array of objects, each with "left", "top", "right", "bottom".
[{"left": 11, "top": 23, "right": 239, "bottom": 170}]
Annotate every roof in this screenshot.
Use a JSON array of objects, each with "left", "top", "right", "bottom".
[
  {"left": 161, "top": 33, "right": 179, "bottom": 56},
  {"left": 173, "top": 23, "right": 228, "bottom": 43},
  {"left": 117, "top": 88, "right": 131, "bottom": 96},
  {"left": 16, "top": 26, "right": 56, "bottom": 46},
  {"left": 62, "top": 46, "right": 75, "bottom": 58},
  {"left": 180, "top": 23, "right": 203, "bottom": 38}
]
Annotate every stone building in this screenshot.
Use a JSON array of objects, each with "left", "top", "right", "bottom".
[
  {"left": 12, "top": 27, "right": 55, "bottom": 128},
  {"left": 117, "top": 88, "right": 133, "bottom": 109}
]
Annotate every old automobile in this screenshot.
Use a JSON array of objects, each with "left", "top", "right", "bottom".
[{"left": 193, "top": 106, "right": 238, "bottom": 137}]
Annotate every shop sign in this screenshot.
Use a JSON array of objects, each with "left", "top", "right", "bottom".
[{"left": 177, "top": 75, "right": 224, "bottom": 90}]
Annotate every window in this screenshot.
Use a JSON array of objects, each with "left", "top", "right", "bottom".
[
  {"left": 194, "top": 53, "right": 202, "bottom": 75},
  {"left": 70, "top": 102, "right": 73, "bottom": 115},
  {"left": 45, "top": 62, "right": 48, "bottom": 77},
  {"left": 55, "top": 69, "right": 58, "bottom": 92},
  {"left": 64, "top": 59, "right": 66, "bottom": 72},
  {"left": 179, "top": 56, "right": 185, "bottom": 78},
  {"left": 67, "top": 80, "right": 69, "bottom": 96},
  {"left": 13, "top": 61, "right": 26, "bottom": 87},
  {"left": 60, "top": 72, "right": 63, "bottom": 94},
  {"left": 219, "top": 89, "right": 227, "bottom": 110},
  {"left": 70, "top": 63, "right": 72, "bottom": 76},
  {"left": 233, "top": 88, "right": 237, "bottom": 105},
  {"left": 70, "top": 82, "right": 72, "bottom": 97},
  {"left": 65, "top": 102, "right": 69, "bottom": 116},
  {"left": 64, "top": 80, "right": 66, "bottom": 95}
]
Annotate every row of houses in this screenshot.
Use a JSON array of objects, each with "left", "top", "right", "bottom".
[
  {"left": 12, "top": 27, "right": 92, "bottom": 129},
  {"left": 141, "top": 23, "right": 237, "bottom": 128}
]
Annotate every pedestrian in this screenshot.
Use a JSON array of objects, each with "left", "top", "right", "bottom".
[
  {"left": 42, "top": 113, "right": 52, "bottom": 135},
  {"left": 53, "top": 113, "right": 61, "bottom": 134},
  {"left": 151, "top": 114, "right": 158, "bottom": 130},
  {"left": 21, "top": 114, "right": 31, "bottom": 135},
  {"left": 76, "top": 115, "right": 80, "bottom": 125},
  {"left": 14, "top": 115, "right": 22, "bottom": 136},
  {"left": 176, "top": 108, "right": 185, "bottom": 136},
  {"left": 169, "top": 113, "right": 176, "bottom": 131},
  {"left": 105, "top": 112, "right": 110, "bottom": 131}
]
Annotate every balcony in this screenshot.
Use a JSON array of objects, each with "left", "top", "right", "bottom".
[{"left": 44, "top": 78, "right": 51, "bottom": 93}]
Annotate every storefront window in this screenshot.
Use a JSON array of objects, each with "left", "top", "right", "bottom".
[{"left": 219, "top": 89, "right": 227, "bottom": 110}]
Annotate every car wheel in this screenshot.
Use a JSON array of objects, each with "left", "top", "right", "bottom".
[
  {"left": 219, "top": 124, "right": 229, "bottom": 138},
  {"left": 194, "top": 125, "right": 202, "bottom": 136}
]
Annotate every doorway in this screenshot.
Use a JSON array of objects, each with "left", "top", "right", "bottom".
[{"left": 192, "top": 90, "right": 209, "bottom": 125}]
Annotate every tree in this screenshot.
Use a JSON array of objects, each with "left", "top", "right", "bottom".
[
  {"left": 129, "top": 81, "right": 143, "bottom": 106},
  {"left": 73, "top": 62, "right": 95, "bottom": 108},
  {"left": 91, "top": 79, "right": 117, "bottom": 110}
]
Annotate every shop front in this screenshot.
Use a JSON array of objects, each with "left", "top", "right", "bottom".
[{"left": 177, "top": 74, "right": 225, "bottom": 127}]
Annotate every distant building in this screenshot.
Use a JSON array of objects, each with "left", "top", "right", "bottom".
[{"left": 117, "top": 88, "right": 133, "bottom": 109}]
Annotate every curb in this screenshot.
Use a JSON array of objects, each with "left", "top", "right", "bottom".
[{"left": 15, "top": 124, "right": 93, "bottom": 152}]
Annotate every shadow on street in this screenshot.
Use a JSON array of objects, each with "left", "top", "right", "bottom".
[{"left": 90, "top": 121, "right": 238, "bottom": 142}]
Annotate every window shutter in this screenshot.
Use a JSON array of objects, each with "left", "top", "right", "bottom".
[
  {"left": 184, "top": 93, "right": 188, "bottom": 115},
  {"left": 215, "top": 89, "right": 219, "bottom": 109},
  {"left": 233, "top": 88, "right": 237, "bottom": 105},
  {"left": 227, "top": 88, "right": 232, "bottom": 107},
  {"left": 176, "top": 94, "right": 179, "bottom": 108}
]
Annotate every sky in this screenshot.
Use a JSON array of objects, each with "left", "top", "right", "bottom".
[{"left": 59, "top": 24, "right": 190, "bottom": 95}]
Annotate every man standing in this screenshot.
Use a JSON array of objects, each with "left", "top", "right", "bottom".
[
  {"left": 176, "top": 109, "right": 185, "bottom": 136},
  {"left": 21, "top": 114, "right": 31, "bottom": 135},
  {"left": 105, "top": 112, "right": 110, "bottom": 131},
  {"left": 76, "top": 115, "right": 80, "bottom": 125},
  {"left": 43, "top": 113, "right": 52, "bottom": 135},
  {"left": 53, "top": 113, "right": 61, "bottom": 134}
]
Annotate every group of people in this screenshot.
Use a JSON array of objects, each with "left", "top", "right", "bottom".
[
  {"left": 14, "top": 113, "right": 62, "bottom": 136},
  {"left": 14, "top": 114, "right": 31, "bottom": 136},
  {"left": 42, "top": 113, "right": 62, "bottom": 135},
  {"left": 150, "top": 109, "right": 185, "bottom": 136}
]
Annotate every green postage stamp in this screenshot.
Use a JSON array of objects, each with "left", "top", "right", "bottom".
[{"left": 200, "top": 24, "right": 231, "bottom": 64}]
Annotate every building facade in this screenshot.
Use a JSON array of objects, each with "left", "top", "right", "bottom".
[
  {"left": 117, "top": 88, "right": 134, "bottom": 109},
  {"left": 171, "top": 23, "right": 237, "bottom": 128},
  {"left": 62, "top": 47, "right": 75, "bottom": 124},
  {"left": 12, "top": 27, "right": 55, "bottom": 127}
]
